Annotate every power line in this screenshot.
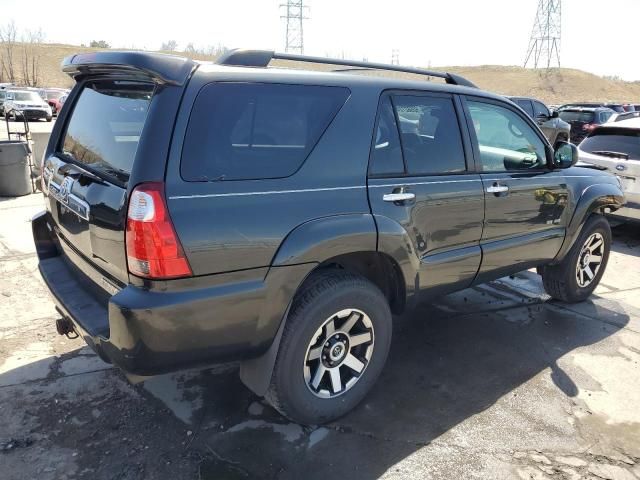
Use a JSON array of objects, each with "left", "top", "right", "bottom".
[
  {"left": 280, "top": 0, "right": 310, "bottom": 54},
  {"left": 524, "top": 0, "right": 562, "bottom": 69}
]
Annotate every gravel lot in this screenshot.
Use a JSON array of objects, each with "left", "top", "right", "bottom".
[{"left": 1, "top": 182, "right": 640, "bottom": 478}]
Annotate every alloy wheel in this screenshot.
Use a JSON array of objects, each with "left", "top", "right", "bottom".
[
  {"left": 303, "top": 308, "right": 374, "bottom": 399},
  {"left": 576, "top": 232, "right": 605, "bottom": 288}
]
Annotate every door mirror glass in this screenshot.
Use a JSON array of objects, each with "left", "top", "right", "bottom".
[{"left": 553, "top": 141, "right": 579, "bottom": 168}]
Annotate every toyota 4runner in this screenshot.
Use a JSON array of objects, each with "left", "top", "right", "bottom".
[{"left": 33, "top": 50, "right": 624, "bottom": 424}]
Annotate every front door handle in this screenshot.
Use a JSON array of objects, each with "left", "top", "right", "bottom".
[
  {"left": 486, "top": 184, "right": 509, "bottom": 194},
  {"left": 383, "top": 192, "right": 415, "bottom": 203}
]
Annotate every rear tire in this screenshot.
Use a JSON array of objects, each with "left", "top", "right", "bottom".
[
  {"left": 265, "top": 270, "right": 392, "bottom": 425},
  {"left": 542, "top": 215, "right": 611, "bottom": 303}
]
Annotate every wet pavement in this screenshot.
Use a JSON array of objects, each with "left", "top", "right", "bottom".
[{"left": 1, "top": 193, "right": 639, "bottom": 479}]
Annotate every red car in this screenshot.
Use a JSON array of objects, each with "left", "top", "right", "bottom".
[{"left": 39, "top": 88, "right": 69, "bottom": 116}]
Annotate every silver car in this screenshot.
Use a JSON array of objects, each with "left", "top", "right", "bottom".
[
  {"left": 4, "top": 89, "right": 53, "bottom": 122},
  {"left": 578, "top": 118, "right": 640, "bottom": 222}
]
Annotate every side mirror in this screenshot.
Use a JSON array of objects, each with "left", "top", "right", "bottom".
[
  {"left": 551, "top": 110, "right": 559, "bottom": 118},
  {"left": 553, "top": 141, "right": 579, "bottom": 169}
]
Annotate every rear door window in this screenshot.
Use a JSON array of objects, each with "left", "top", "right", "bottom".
[
  {"left": 369, "top": 97, "right": 405, "bottom": 175},
  {"left": 392, "top": 95, "right": 466, "bottom": 175},
  {"left": 60, "top": 80, "right": 154, "bottom": 184},
  {"left": 181, "top": 83, "right": 350, "bottom": 181}
]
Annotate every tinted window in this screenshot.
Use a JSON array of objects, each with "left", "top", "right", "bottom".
[
  {"left": 61, "top": 80, "right": 154, "bottom": 183},
  {"left": 581, "top": 128, "right": 640, "bottom": 160},
  {"left": 515, "top": 99, "right": 534, "bottom": 117},
  {"left": 559, "top": 110, "right": 595, "bottom": 123},
  {"left": 533, "top": 100, "right": 549, "bottom": 118},
  {"left": 599, "top": 111, "right": 613, "bottom": 123},
  {"left": 181, "top": 83, "right": 349, "bottom": 181},
  {"left": 468, "top": 101, "right": 547, "bottom": 172},
  {"left": 369, "top": 97, "right": 404, "bottom": 175},
  {"left": 392, "top": 95, "right": 465, "bottom": 175}
]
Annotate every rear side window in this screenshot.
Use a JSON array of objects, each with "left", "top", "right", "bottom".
[
  {"left": 181, "top": 83, "right": 350, "bottom": 181},
  {"left": 393, "top": 95, "right": 466, "bottom": 175},
  {"left": 61, "top": 80, "right": 154, "bottom": 183}
]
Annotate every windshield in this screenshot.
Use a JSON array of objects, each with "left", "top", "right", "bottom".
[
  {"left": 12, "top": 91, "right": 41, "bottom": 102},
  {"left": 559, "top": 110, "right": 595, "bottom": 123},
  {"left": 46, "top": 90, "right": 64, "bottom": 100},
  {"left": 581, "top": 128, "right": 640, "bottom": 160}
]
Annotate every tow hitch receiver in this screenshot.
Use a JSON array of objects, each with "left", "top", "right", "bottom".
[{"left": 55, "top": 318, "right": 78, "bottom": 339}]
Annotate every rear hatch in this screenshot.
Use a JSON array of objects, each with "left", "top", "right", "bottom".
[
  {"left": 578, "top": 126, "right": 640, "bottom": 198},
  {"left": 42, "top": 79, "right": 155, "bottom": 286},
  {"left": 558, "top": 109, "right": 595, "bottom": 143}
]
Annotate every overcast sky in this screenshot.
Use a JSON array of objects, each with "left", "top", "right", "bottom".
[{"left": 2, "top": 0, "right": 639, "bottom": 80}]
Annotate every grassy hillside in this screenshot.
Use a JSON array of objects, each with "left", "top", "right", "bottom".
[{"left": 3, "top": 42, "right": 640, "bottom": 104}]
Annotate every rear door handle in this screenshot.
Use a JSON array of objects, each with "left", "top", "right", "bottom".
[
  {"left": 486, "top": 185, "right": 509, "bottom": 194},
  {"left": 383, "top": 192, "right": 415, "bottom": 203}
]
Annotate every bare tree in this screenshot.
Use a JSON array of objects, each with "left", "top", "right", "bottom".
[
  {"left": 21, "top": 29, "right": 44, "bottom": 87},
  {"left": 0, "top": 21, "right": 18, "bottom": 84},
  {"left": 161, "top": 40, "right": 178, "bottom": 52}
]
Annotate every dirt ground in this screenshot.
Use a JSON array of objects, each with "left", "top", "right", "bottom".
[{"left": 1, "top": 193, "right": 639, "bottom": 480}]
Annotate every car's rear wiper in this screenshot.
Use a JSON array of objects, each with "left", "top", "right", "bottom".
[{"left": 590, "top": 150, "right": 630, "bottom": 160}]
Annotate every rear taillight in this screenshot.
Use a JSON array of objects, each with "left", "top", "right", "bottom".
[{"left": 125, "top": 182, "right": 192, "bottom": 279}]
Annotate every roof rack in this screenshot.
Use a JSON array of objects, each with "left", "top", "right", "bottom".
[{"left": 216, "top": 49, "right": 478, "bottom": 88}]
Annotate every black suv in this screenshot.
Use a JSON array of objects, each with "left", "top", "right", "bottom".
[
  {"left": 33, "top": 50, "right": 624, "bottom": 424},
  {"left": 558, "top": 106, "right": 616, "bottom": 144},
  {"left": 509, "top": 96, "right": 571, "bottom": 145}
]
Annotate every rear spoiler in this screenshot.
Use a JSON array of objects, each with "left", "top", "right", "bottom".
[{"left": 62, "top": 51, "right": 197, "bottom": 86}]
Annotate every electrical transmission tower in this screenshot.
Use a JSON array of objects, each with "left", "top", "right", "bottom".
[
  {"left": 280, "top": 1, "right": 310, "bottom": 54},
  {"left": 391, "top": 49, "right": 400, "bottom": 65},
  {"left": 523, "top": 0, "right": 561, "bottom": 69}
]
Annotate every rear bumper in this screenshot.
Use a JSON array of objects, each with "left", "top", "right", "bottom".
[{"left": 32, "top": 210, "right": 290, "bottom": 376}]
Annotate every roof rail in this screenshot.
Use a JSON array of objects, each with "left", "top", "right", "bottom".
[{"left": 216, "top": 49, "right": 478, "bottom": 88}]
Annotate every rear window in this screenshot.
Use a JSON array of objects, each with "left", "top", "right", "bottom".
[
  {"left": 559, "top": 110, "right": 595, "bottom": 123},
  {"left": 181, "top": 83, "right": 350, "bottom": 181},
  {"left": 60, "top": 80, "right": 154, "bottom": 183},
  {"left": 581, "top": 128, "right": 640, "bottom": 160}
]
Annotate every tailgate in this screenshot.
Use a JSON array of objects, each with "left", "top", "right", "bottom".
[{"left": 42, "top": 80, "right": 155, "bottom": 285}]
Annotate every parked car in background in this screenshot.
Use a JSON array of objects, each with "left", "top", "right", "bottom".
[
  {"left": 606, "top": 111, "right": 640, "bottom": 123},
  {"left": 623, "top": 104, "right": 636, "bottom": 112},
  {"left": 510, "top": 96, "right": 570, "bottom": 144},
  {"left": 578, "top": 118, "right": 640, "bottom": 222},
  {"left": 33, "top": 50, "right": 624, "bottom": 425},
  {"left": 558, "top": 107, "right": 615, "bottom": 144},
  {"left": 559, "top": 103, "right": 625, "bottom": 113},
  {"left": 0, "top": 89, "right": 6, "bottom": 116},
  {"left": 4, "top": 89, "right": 53, "bottom": 122},
  {"left": 39, "top": 88, "right": 69, "bottom": 115}
]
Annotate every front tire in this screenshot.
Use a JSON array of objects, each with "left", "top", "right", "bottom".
[
  {"left": 542, "top": 215, "right": 611, "bottom": 303},
  {"left": 266, "top": 270, "right": 392, "bottom": 425}
]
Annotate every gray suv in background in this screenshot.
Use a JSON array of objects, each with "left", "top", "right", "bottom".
[{"left": 510, "top": 96, "right": 571, "bottom": 145}]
